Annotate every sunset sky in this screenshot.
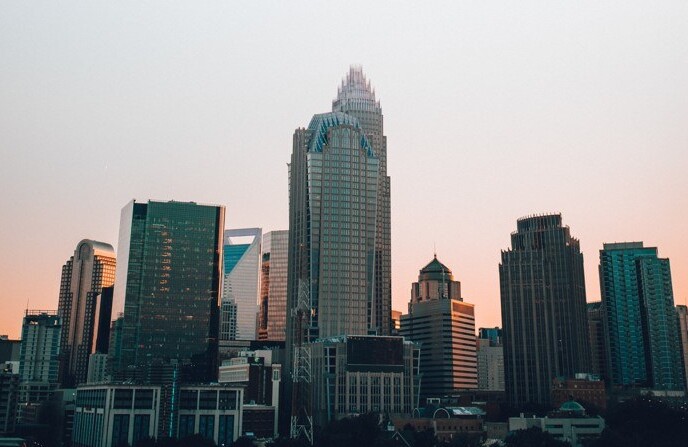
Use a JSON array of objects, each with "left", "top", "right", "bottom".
[{"left": 1, "top": 1, "right": 687, "bottom": 339}]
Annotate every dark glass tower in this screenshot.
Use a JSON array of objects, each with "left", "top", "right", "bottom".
[
  {"left": 113, "top": 200, "right": 225, "bottom": 383},
  {"left": 499, "top": 214, "right": 590, "bottom": 407},
  {"left": 599, "top": 242, "right": 684, "bottom": 390}
]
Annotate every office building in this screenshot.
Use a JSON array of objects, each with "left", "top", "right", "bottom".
[
  {"left": 17, "top": 311, "right": 62, "bottom": 420},
  {"left": 599, "top": 242, "right": 684, "bottom": 390},
  {"left": 309, "top": 336, "right": 420, "bottom": 425},
  {"left": 393, "top": 405, "right": 485, "bottom": 443},
  {"left": 0, "top": 372, "right": 18, "bottom": 434},
  {"left": 332, "top": 66, "right": 392, "bottom": 336},
  {"left": 222, "top": 228, "right": 261, "bottom": 341},
  {"left": 551, "top": 374, "right": 606, "bottom": 411},
  {"left": 586, "top": 302, "right": 608, "bottom": 382},
  {"left": 258, "top": 230, "right": 289, "bottom": 341},
  {"left": 678, "top": 305, "right": 688, "bottom": 391},
  {"left": 113, "top": 200, "right": 225, "bottom": 383},
  {"left": 499, "top": 214, "right": 590, "bottom": 407},
  {"left": 400, "top": 257, "right": 477, "bottom": 399},
  {"left": 477, "top": 328, "right": 504, "bottom": 392},
  {"left": 72, "top": 383, "right": 243, "bottom": 447},
  {"left": 58, "top": 239, "right": 116, "bottom": 387}
]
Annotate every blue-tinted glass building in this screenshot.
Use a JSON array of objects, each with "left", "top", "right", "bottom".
[{"left": 599, "top": 242, "right": 684, "bottom": 390}]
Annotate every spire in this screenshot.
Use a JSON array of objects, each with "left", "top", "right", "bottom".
[{"left": 332, "top": 65, "right": 381, "bottom": 112}]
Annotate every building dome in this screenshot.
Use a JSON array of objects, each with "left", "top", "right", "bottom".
[
  {"left": 418, "top": 255, "right": 454, "bottom": 281},
  {"left": 559, "top": 400, "right": 586, "bottom": 414}
]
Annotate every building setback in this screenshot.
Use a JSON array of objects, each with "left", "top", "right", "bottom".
[
  {"left": 599, "top": 242, "right": 684, "bottom": 390},
  {"left": 58, "top": 240, "right": 116, "bottom": 387},
  {"left": 113, "top": 200, "right": 225, "bottom": 383},
  {"left": 400, "top": 257, "right": 477, "bottom": 399},
  {"left": 499, "top": 214, "right": 591, "bottom": 407}
]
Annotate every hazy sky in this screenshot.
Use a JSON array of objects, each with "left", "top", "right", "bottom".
[{"left": 1, "top": 2, "right": 687, "bottom": 339}]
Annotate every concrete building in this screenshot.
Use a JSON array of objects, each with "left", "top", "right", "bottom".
[
  {"left": 393, "top": 404, "right": 485, "bottom": 443},
  {"left": 222, "top": 228, "right": 262, "bottom": 341},
  {"left": 477, "top": 328, "right": 504, "bottom": 392},
  {"left": 599, "top": 242, "right": 684, "bottom": 390},
  {"left": 400, "top": 257, "right": 477, "bottom": 400},
  {"left": 113, "top": 200, "right": 225, "bottom": 383},
  {"left": 509, "top": 401, "right": 605, "bottom": 447},
  {"left": 57, "top": 240, "right": 116, "bottom": 387},
  {"left": 18, "top": 311, "right": 62, "bottom": 419},
  {"left": 499, "top": 214, "right": 591, "bottom": 407},
  {"left": 86, "top": 353, "right": 108, "bottom": 384},
  {"left": 258, "top": 230, "right": 289, "bottom": 342},
  {"left": 308, "top": 335, "right": 420, "bottom": 426},
  {"left": 72, "top": 384, "right": 243, "bottom": 447}
]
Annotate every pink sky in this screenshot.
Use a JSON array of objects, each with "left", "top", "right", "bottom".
[{"left": 1, "top": 2, "right": 687, "bottom": 339}]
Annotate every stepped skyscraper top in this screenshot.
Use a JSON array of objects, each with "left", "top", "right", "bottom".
[{"left": 332, "top": 65, "right": 381, "bottom": 113}]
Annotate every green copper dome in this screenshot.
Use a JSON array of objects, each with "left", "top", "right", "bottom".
[
  {"left": 419, "top": 255, "right": 455, "bottom": 281},
  {"left": 559, "top": 400, "right": 585, "bottom": 413}
]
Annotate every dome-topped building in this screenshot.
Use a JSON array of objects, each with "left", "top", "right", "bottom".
[{"left": 411, "top": 255, "right": 461, "bottom": 305}]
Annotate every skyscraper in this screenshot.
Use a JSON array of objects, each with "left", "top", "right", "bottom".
[
  {"left": 477, "top": 328, "right": 505, "bottom": 392},
  {"left": 499, "top": 214, "right": 590, "bottom": 407},
  {"left": 57, "top": 240, "right": 116, "bottom": 387},
  {"left": 400, "top": 256, "right": 477, "bottom": 399},
  {"left": 222, "top": 228, "right": 261, "bottom": 341},
  {"left": 599, "top": 242, "right": 684, "bottom": 390},
  {"left": 332, "top": 66, "right": 391, "bottom": 336},
  {"left": 287, "top": 111, "right": 380, "bottom": 344},
  {"left": 18, "top": 311, "right": 61, "bottom": 411},
  {"left": 677, "top": 305, "right": 688, "bottom": 391},
  {"left": 258, "top": 230, "right": 289, "bottom": 341},
  {"left": 113, "top": 200, "right": 225, "bottom": 383},
  {"left": 586, "top": 301, "right": 608, "bottom": 382}
]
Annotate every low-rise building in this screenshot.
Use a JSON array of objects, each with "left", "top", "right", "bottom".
[
  {"left": 551, "top": 374, "right": 606, "bottom": 411},
  {"left": 393, "top": 404, "right": 485, "bottom": 443},
  {"left": 508, "top": 401, "right": 605, "bottom": 447}
]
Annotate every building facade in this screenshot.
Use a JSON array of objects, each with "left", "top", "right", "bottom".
[
  {"left": 586, "top": 302, "right": 608, "bottom": 382},
  {"left": 677, "top": 305, "right": 688, "bottom": 391},
  {"left": 332, "top": 66, "right": 391, "bottom": 336},
  {"left": 58, "top": 240, "right": 116, "bottom": 387},
  {"left": 499, "top": 214, "right": 591, "bottom": 407},
  {"left": 309, "top": 336, "right": 420, "bottom": 426},
  {"left": 599, "top": 242, "right": 684, "bottom": 390},
  {"left": 18, "top": 311, "right": 62, "bottom": 408},
  {"left": 258, "top": 230, "right": 289, "bottom": 341},
  {"left": 477, "top": 328, "right": 504, "bottom": 392},
  {"left": 400, "top": 257, "right": 477, "bottom": 399},
  {"left": 113, "top": 200, "right": 225, "bottom": 383},
  {"left": 222, "top": 228, "right": 262, "bottom": 341}
]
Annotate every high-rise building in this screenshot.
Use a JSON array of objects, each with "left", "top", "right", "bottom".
[
  {"left": 599, "top": 242, "right": 684, "bottom": 390},
  {"left": 477, "top": 328, "right": 504, "bottom": 392},
  {"left": 222, "top": 228, "right": 261, "bottom": 341},
  {"left": 400, "top": 257, "right": 477, "bottom": 399},
  {"left": 677, "top": 305, "right": 688, "bottom": 391},
  {"left": 332, "top": 67, "right": 391, "bottom": 336},
  {"left": 258, "top": 230, "right": 289, "bottom": 341},
  {"left": 499, "top": 214, "right": 590, "bottom": 407},
  {"left": 586, "top": 302, "right": 608, "bottom": 382},
  {"left": 57, "top": 240, "right": 116, "bottom": 387},
  {"left": 113, "top": 200, "right": 225, "bottom": 383},
  {"left": 18, "top": 310, "right": 62, "bottom": 414},
  {"left": 287, "top": 112, "right": 380, "bottom": 343}
]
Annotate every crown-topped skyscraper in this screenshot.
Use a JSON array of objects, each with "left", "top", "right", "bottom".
[{"left": 332, "top": 66, "right": 391, "bottom": 335}]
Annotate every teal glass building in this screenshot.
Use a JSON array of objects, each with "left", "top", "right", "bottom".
[
  {"left": 599, "top": 242, "right": 684, "bottom": 390},
  {"left": 113, "top": 200, "right": 225, "bottom": 383}
]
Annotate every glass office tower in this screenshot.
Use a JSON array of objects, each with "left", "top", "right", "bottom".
[
  {"left": 58, "top": 239, "right": 116, "bottom": 387},
  {"left": 114, "top": 200, "right": 225, "bottom": 383},
  {"left": 258, "top": 230, "right": 289, "bottom": 341},
  {"left": 499, "top": 214, "right": 590, "bottom": 407},
  {"left": 599, "top": 242, "right": 684, "bottom": 390}
]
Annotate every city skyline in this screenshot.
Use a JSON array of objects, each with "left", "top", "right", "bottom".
[{"left": 2, "top": 2, "right": 688, "bottom": 339}]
